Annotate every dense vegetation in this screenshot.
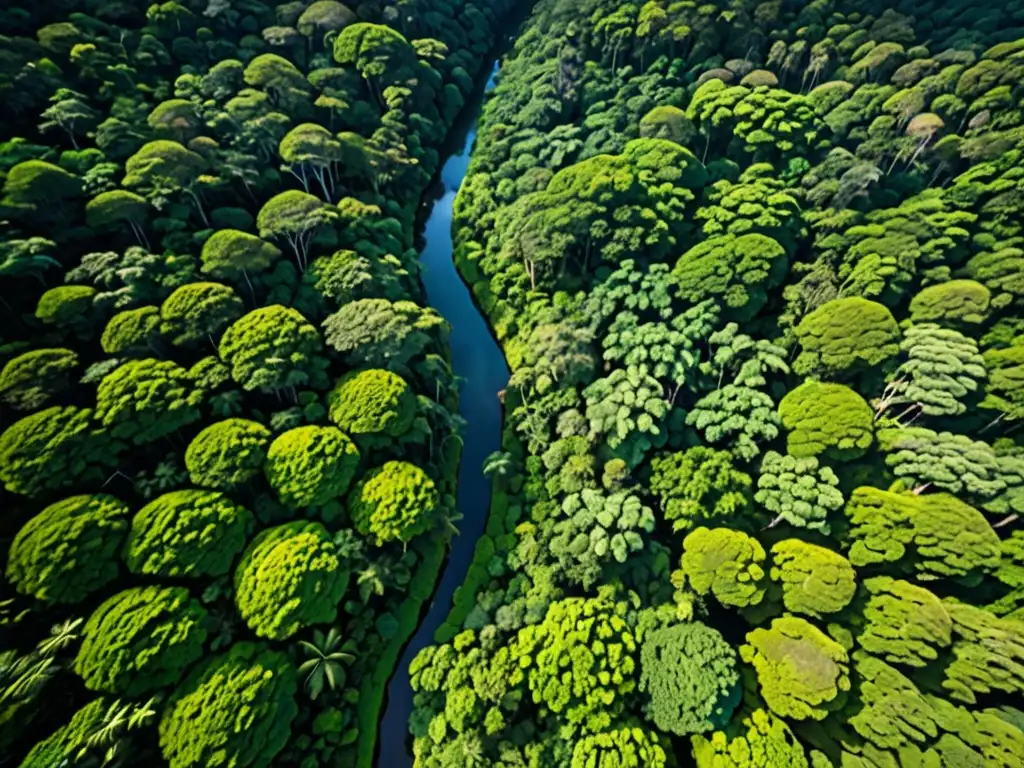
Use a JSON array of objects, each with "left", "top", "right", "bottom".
[
  {"left": 407, "top": 0, "right": 1024, "bottom": 766},
  {"left": 5, "top": 0, "right": 1024, "bottom": 766},
  {"left": 0, "top": 0, "right": 515, "bottom": 766}
]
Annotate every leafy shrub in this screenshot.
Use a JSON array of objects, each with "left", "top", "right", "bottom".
[{"left": 348, "top": 461, "right": 439, "bottom": 546}]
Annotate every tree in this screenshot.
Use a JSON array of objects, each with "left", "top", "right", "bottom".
[
  {"left": 673, "top": 233, "right": 788, "bottom": 323},
  {"left": 741, "top": 616, "right": 850, "bottom": 721},
  {"left": 965, "top": 245, "right": 1024, "bottom": 309},
  {"left": 323, "top": 298, "right": 444, "bottom": 369},
  {"left": 297, "top": 2, "right": 356, "bottom": 44},
  {"left": 219, "top": 305, "right": 329, "bottom": 395},
  {"left": 297, "top": 627, "right": 356, "bottom": 701},
  {"left": 908, "top": 279, "right": 991, "bottom": 328},
  {"left": 548, "top": 488, "right": 656, "bottom": 588},
  {"left": 348, "top": 461, "right": 439, "bottom": 546},
  {"left": 769, "top": 540, "right": 857, "bottom": 618},
  {"left": 306, "top": 248, "right": 408, "bottom": 306},
  {"left": 583, "top": 366, "right": 669, "bottom": 469},
  {"left": 889, "top": 324, "right": 987, "bottom": 417},
  {"left": 686, "top": 384, "right": 780, "bottom": 461},
  {"left": 982, "top": 344, "right": 1024, "bottom": 426},
  {"left": 101, "top": 307, "right": 161, "bottom": 356},
  {"left": 264, "top": 425, "right": 360, "bottom": 508},
  {"left": 639, "top": 622, "right": 740, "bottom": 736},
  {"left": 649, "top": 447, "right": 753, "bottom": 532},
  {"left": 326, "top": 368, "right": 415, "bottom": 441},
  {"left": 279, "top": 123, "right": 342, "bottom": 199},
  {"left": 1, "top": 160, "right": 82, "bottom": 221},
  {"left": 0, "top": 406, "right": 115, "bottom": 497},
  {"left": 200, "top": 229, "right": 283, "bottom": 295},
  {"left": 941, "top": 601, "right": 1024, "bottom": 704},
  {"left": 160, "top": 282, "right": 244, "bottom": 348},
  {"left": 691, "top": 708, "right": 809, "bottom": 768},
  {"left": 510, "top": 587, "right": 638, "bottom": 734},
  {"left": 158, "top": 643, "right": 298, "bottom": 768},
  {"left": 185, "top": 419, "right": 271, "bottom": 490},
  {"left": 122, "top": 140, "right": 207, "bottom": 219},
  {"left": 639, "top": 105, "right": 696, "bottom": 144},
  {"left": 0, "top": 348, "right": 77, "bottom": 411},
  {"left": 257, "top": 190, "right": 334, "bottom": 270},
  {"left": 844, "top": 486, "right": 1001, "bottom": 585},
  {"left": 124, "top": 489, "right": 254, "bottom": 578},
  {"left": 40, "top": 88, "right": 99, "bottom": 149},
  {"left": 570, "top": 725, "right": 668, "bottom": 768},
  {"left": 147, "top": 99, "right": 201, "bottom": 143},
  {"left": 793, "top": 297, "right": 901, "bottom": 382},
  {"left": 778, "top": 381, "right": 873, "bottom": 461},
  {"left": 755, "top": 452, "right": 844, "bottom": 534},
  {"left": 333, "top": 23, "right": 416, "bottom": 99},
  {"left": 95, "top": 359, "right": 203, "bottom": 444},
  {"left": 856, "top": 576, "right": 952, "bottom": 667},
  {"left": 680, "top": 527, "right": 767, "bottom": 609},
  {"left": 74, "top": 586, "right": 207, "bottom": 697},
  {"left": 6, "top": 495, "right": 130, "bottom": 604},
  {"left": 85, "top": 191, "right": 151, "bottom": 246},
  {"left": 879, "top": 427, "right": 1013, "bottom": 502},
  {"left": 234, "top": 522, "right": 348, "bottom": 640},
  {"left": 35, "top": 285, "right": 97, "bottom": 335},
  {"left": 243, "top": 53, "right": 313, "bottom": 114},
  {"left": 67, "top": 247, "right": 196, "bottom": 312}
]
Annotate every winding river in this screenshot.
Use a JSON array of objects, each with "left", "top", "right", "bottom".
[{"left": 376, "top": 63, "right": 509, "bottom": 766}]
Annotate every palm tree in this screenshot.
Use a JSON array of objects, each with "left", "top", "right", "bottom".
[
  {"left": 297, "top": 628, "right": 356, "bottom": 700},
  {"left": 482, "top": 451, "right": 513, "bottom": 478}
]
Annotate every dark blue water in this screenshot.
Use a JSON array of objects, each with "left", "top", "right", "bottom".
[{"left": 376, "top": 65, "right": 508, "bottom": 766}]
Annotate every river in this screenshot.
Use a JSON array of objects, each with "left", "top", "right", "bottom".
[{"left": 375, "top": 63, "right": 509, "bottom": 766}]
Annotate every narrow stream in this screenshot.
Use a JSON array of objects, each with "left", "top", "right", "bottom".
[{"left": 376, "top": 64, "right": 509, "bottom": 766}]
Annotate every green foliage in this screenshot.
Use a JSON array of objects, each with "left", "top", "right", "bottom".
[
  {"left": 200, "top": 229, "right": 283, "bottom": 282},
  {"left": 908, "top": 280, "right": 991, "bottom": 328},
  {"left": 687, "top": 384, "right": 780, "bottom": 461},
  {"left": 6, "top": 494, "right": 129, "bottom": 603},
  {"left": 35, "top": 285, "right": 96, "bottom": 328},
  {"left": 219, "top": 305, "right": 329, "bottom": 393},
  {"left": 570, "top": 725, "right": 668, "bottom": 768},
  {"left": 639, "top": 622, "right": 740, "bottom": 736},
  {"left": 583, "top": 366, "right": 669, "bottom": 468},
  {"left": 941, "top": 601, "right": 1024, "bottom": 704},
  {"left": 681, "top": 527, "right": 767, "bottom": 609},
  {"left": 768, "top": 540, "right": 856, "bottom": 618},
  {"left": 0, "top": 406, "right": 113, "bottom": 496},
  {"left": 75, "top": 586, "right": 207, "bottom": 697},
  {"left": 323, "top": 298, "right": 444, "bottom": 369},
  {"left": 794, "top": 297, "right": 900, "bottom": 381},
  {"left": 691, "top": 708, "right": 809, "bottom": 768},
  {"left": 160, "top": 282, "right": 244, "bottom": 347},
  {"left": 755, "top": 451, "right": 844, "bottom": 534},
  {"left": 348, "top": 461, "right": 439, "bottom": 546},
  {"left": 844, "top": 486, "right": 1001, "bottom": 584},
  {"left": 890, "top": 324, "right": 987, "bottom": 417},
  {"left": 0, "top": 347, "right": 77, "bottom": 411},
  {"left": 234, "top": 521, "right": 348, "bottom": 640},
  {"left": 264, "top": 425, "right": 360, "bottom": 508},
  {"left": 778, "top": 381, "right": 874, "bottom": 460},
  {"left": 857, "top": 576, "right": 952, "bottom": 667},
  {"left": 185, "top": 418, "right": 271, "bottom": 490},
  {"left": 159, "top": 643, "right": 298, "bottom": 768},
  {"left": 673, "top": 234, "right": 788, "bottom": 322},
  {"left": 125, "top": 490, "right": 254, "bottom": 579},
  {"left": 741, "top": 616, "right": 850, "bottom": 721},
  {"left": 101, "top": 307, "right": 161, "bottom": 356},
  {"left": 649, "top": 447, "right": 753, "bottom": 532},
  {"left": 327, "top": 368, "right": 415, "bottom": 440},
  {"left": 548, "top": 488, "right": 655, "bottom": 587},
  {"left": 95, "top": 359, "right": 203, "bottom": 443},
  {"left": 511, "top": 587, "right": 637, "bottom": 733}
]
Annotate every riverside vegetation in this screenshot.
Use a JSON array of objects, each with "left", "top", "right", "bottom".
[
  {"left": 407, "top": 0, "right": 1024, "bottom": 767},
  {"left": 2, "top": 0, "right": 1024, "bottom": 767}
]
